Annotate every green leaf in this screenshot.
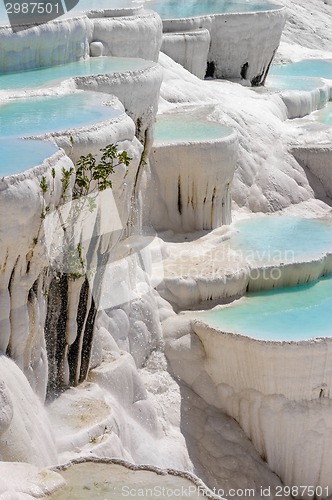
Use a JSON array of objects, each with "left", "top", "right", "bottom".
[{"left": 39, "top": 176, "right": 48, "bottom": 193}]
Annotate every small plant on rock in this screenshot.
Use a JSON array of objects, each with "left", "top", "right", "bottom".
[{"left": 37, "top": 143, "right": 131, "bottom": 279}]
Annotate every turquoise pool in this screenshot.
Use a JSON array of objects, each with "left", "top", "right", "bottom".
[
  {"left": 270, "top": 59, "right": 332, "bottom": 79},
  {"left": 265, "top": 75, "right": 326, "bottom": 92},
  {"left": 229, "top": 216, "right": 332, "bottom": 263},
  {"left": 0, "top": 93, "right": 122, "bottom": 137},
  {"left": 0, "top": 57, "right": 152, "bottom": 90},
  {"left": 314, "top": 102, "right": 332, "bottom": 125},
  {"left": 0, "top": 138, "right": 59, "bottom": 176},
  {"left": 154, "top": 113, "right": 232, "bottom": 143},
  {"left": 146, "top": 0, "right": 280, "bottom": 19},
  {"left": 202, "top": 274, "right": 332, "bottom": 341},
  {"left": 69, "top": 0, "right": 141, "bottom": 13}
]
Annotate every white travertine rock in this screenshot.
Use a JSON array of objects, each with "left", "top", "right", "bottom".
[
  {"left": 161, "top": 29, "right": 210, "bottom": 79},
  {"left": 165, "top": 315, "right": 332, "bottom": 496},
  {"left": 89, "top": 41, "right": 104, "bottom": 57},
  {"left": 0, "top": 356, "right": 57, "bottom": 465},
  {"left": 178, "top": 385, "right": 288, "bottom": 499},
  {"left": 157, "top": 53, "right": 321, "bottom": 213},
  {"left": 91, "top": 10, "right": 162, "bottom": 63},
  {"left": 0, "top": 98, "right": 143, "bottom": 396},
  {"left": 0, "top": 462, "right": 64, "bottom": 498},
  {"left": 0, "top": 149, "right": 73, "bottom": 397},
  {"left": 150, "top": 116, "right": 238, "bottom": 233},
  {"left": 162, "top": 7, "right": 287, "bottom": 85},
  {"left": 0, "top": 16, "right": 93, "bottom": 73},
  {"left": 32, "top": 95, "right": 136, "bottom": 161},
  {"left": 280, "top": 83, "right": 331, "bottom": 118},
  {"left": 292, "top": 145, "right": 332, "bottom": 198},
  {"left": 1, "top": 0, "right": 332, "bottom": 495},
  {"left": 82, "top": 3, "right": 144, "bottom": 19},
  {"left": 75, "top": 63, "right": 163, "bottom": 143}
]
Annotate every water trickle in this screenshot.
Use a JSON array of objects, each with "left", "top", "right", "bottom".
[{"left": 0, "top": 355, "right": 57, "bottom": 466}]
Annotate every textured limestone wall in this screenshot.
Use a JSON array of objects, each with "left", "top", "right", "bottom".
[
  {"left": 164, "top": 314, "right": 332, "bottom": 496},
  {"left": 161, "top": 29, "right": 210, "bottom": 79},
  {"left": 74, "top": 62, "right": 163, "bottom": 144},
  {"left": 150, "top": 127, "right": 238, "bottom": 232},
  {"left": 292, "top": 145, "right": 332, "bottom": 197},
  {"left": 279, "top": 83, "right": 331, "bottom": 118},
  {"left": 162, "top": 7, "right": 287, "bottom": 84},
  {"left": 91, "top": 10, "right": 162, "bottom": 63},
  {"left": 0, "top": 16, "right": 93, "bottom": 72}
]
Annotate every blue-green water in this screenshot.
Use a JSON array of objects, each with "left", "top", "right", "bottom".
[
  {"left": 203, "top": 275, "right": 332, "bottom": 341},
  {"left": 0, "top": 93, "right": 122, "bottom": 137},
  {"left": 265, "top": 75, "right": 325, "bottom": 92},
  {"left": 0, "top": 57, "right": 152, "bottom": 90},
  {"left": 314, "top": 102, "right": 332, "bottom": 125},
  {"left": 229, "top": 216, "right": 332, "bottom": 263},
  {"left": 70, "top": 0, "right": 141, "bottom": 12},
  {"left": 154, "top": 114, "right": 232, "bottom": 143},
  {"left": 270, "top": 59, "right": 332, "bottom": 79},
  {"left": 146, "top": 0, "right": 279, "bottom": 19},
  {"left": 0, "top": 138, "right": 59, "bottom": 176}
]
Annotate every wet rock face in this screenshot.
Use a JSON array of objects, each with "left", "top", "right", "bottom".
[
  {"left": 44, "top": 274, "right": 97, "bottom": 395},
  {"left": 0, "top": 109, "right": 144, "bottom": 396}
]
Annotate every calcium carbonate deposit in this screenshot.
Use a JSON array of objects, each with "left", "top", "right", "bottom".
[{"left": 1, "top": 0, "right": 332, "bottom": 498}]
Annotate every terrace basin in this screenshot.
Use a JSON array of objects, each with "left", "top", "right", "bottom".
[
  {"left": 0, "top": 56, "right": 163, "bottom": 144},
  {"left": 0, "top": 138, "right": 59, "bottom": 176},
  {"left": 0, "top": 57, "right": 154, "bottom": 92},
  {"left": 229, "top": 216, "right": 332, "bottom": 264},
  {"left": 202, "top": 275, "right": 332, "bottom": 341},
  {"left": 150, "top": 110, "right": 238, "bottom": 232},
  {"left": 262, "top": 75, "right": 331, "bottom": 117},
  {"left": 147, "top": 0, "right": 286, "bottom": 84},
  {"left": 154, "top": 113, "right": 233, "bottom": 143},
  {"left": 146, "top": 0, "right": 280, "bottom": 17},
  {"left": 270, "top": 59, "right": 332, "bottom": 79},
  {"left": 158, "top": 215, "right": 332, "bottom": 310},
  {"left": 189, "top": 276, "right": 332, "bottom": 491},
  {"left": 313, "top": 102, "right": 332, "bottom": 125},
  {"left": 265, "top": 75, "right": 327, "bottom": 92},
  {"left": 225, "top": 215, "right": 332, "bottom": 291},
  {"left": 0, "top": 92, "right": 122, "bottom": 138},
  {"left": 50, "top": 461, "right": 205, "bottom": 499}
]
